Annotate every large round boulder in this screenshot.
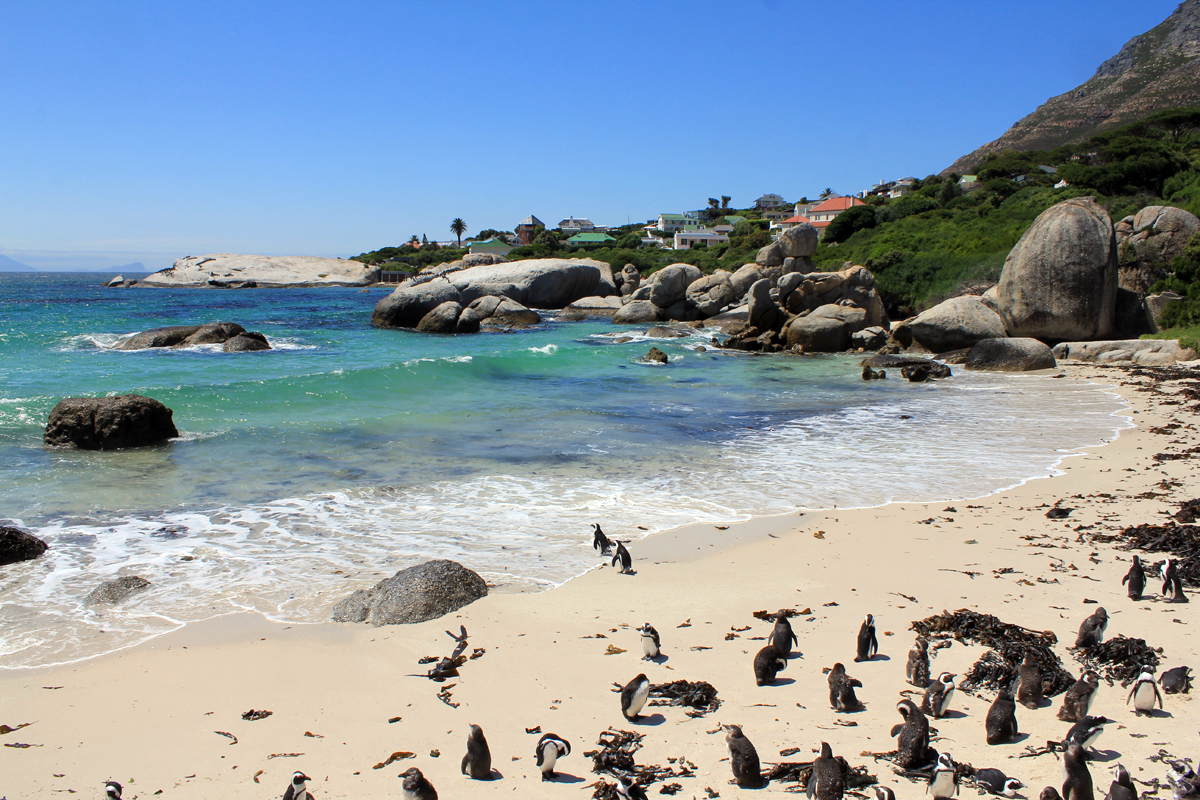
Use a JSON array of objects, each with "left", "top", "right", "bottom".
[
  {"left": 469, "top": 296, "right": 541, "bottom": 326},
  {"left": 613, "top": 300, "right": 663, "bottom": 324},
  {"left": 785, "top": 316, "right": 851, "bottom": 352},
  {"left": 747, "top": 279, "right": 784, "bottom": 332},
  {"left": 0, "top": 526, "right": 48, "bottom": 566},
  {"left": 649, "top": 264, "right": 703, "bottom": 308},
  {"left": 222, "top": 332, "right": 271, "bottom": 352},
  {"left": 996, "top": 197, "right": 1118, "bottom": 341},
  {"left": 730, "top": 264, "right": 766, "bottom": 300},
  {"left": 372, "top": 277, "right": 463, "bottom": 328},
  {"left": 116, "top": 324, "right": 204, "bottom": 350},
  {"left": 450, "top": 258, "right": 603, "bottom": 308},
  {"left": 1116, "top": 206, "right": 1200, "bottom": 295},
  {"left": 909, "top": 296, "right": 1007, "bottom": 353},
  {"left": 685, "top": 273, "right": 735, "bottom": 316},
  {"left": 181, "top": 322, "right": 248, "bottom": 346},
  {"left": 331, "top": 559, "right": 488, "bottom": 626},
  {"left": 755, "top": 241, "right": 784, "bottom": 267},
  {"left": 809, "top": 303, "right": 868, "bottom": 332},
  {"left": 964, "top": 337, "right": 1057, "bottom": 372},
  {"left": 416, "top": 301, "right": 465, "bottom": 333},
  {"left": 777, "top": 224, "right": 819, "bottom": 258},
  {"left": 44, "top": 395, "right": 178, "bottom": 450}
]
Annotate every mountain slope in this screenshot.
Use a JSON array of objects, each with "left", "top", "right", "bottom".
[
  {"left": 0, "top": 254, "right": 34, "bottom": 271},
  {"left": 947, "top": 0, "right": 1200, "bottom": 174}
]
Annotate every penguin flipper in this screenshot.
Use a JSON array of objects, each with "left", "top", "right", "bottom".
[
  {"left": 1155, "top": 684, "right": 1164, "bottom": 709},
  {"left": 461, "top": 754, "right": 470, "bottom": 775}
]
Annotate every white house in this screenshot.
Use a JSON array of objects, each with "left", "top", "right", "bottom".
[
  {"left": 754, "top": 193, "right": 786, "bottom": 210},
  {"left": 558, "top": 217, "right": 595, "bottom": 234},
  {"left": 656, "top": 213, "right": 704, "bottom": 233},
  {"left": 674, "top": 229, "right": 729, "bottom": 250}
]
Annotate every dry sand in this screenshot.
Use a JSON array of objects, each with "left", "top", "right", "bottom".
[{"left": 2, "top": 364, "right": 1197, "bottom": 799}]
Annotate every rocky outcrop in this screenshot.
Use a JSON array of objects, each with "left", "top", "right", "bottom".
[
  {"left": 612, "top": 300, "right": 663, "bottom": 324},
  {"left": 116, "top": 322, "right": 271, "bottom": 351},
  {"left": 44, "top": 395, "right": 178, "bottom": 450},
  {"left": 563, "top": 296, "right": 624, "bottom": 317},
  {"left": 0, "top": 527, "right": 48, "bottom": 567},
  {"left": 86, "top": 576, "right": 151, "bottom": 605},
  {"left": 649, "top": 263, "right": 703, "bottom": 308},
  {"left": 776, "top": 224, "right": 819, "bottom": 258},
  {"left": 331, "top": 559, "right": 488, "bottom": 626},
  {"left": 1052, "top": 338, "right": 1198, "bottom": 365},
  {"left": 645, "top": 347, "right": 669, "bottom": 364},
  {"left": 909, "top": 296, "right": 1008, "bottom": 353},
  {"left": 785, "top": 316, "right": 851, "bottom": 352},
  {"left": 615, "top": 264, "right": 641, "bottom": 297},
  {"left": 901, "top": 362, "right": 953, "bottom": 382},
  {"left": 138, "top": 254, "right": 377, "bottom": 288},
  {"left": 1146, "top": 291, "right": 1183, "bottom": 324},
  {"left": 1116, "top": 206, "right": 1200, "bottom": 294},
  {"left": 372, "top": 278, "right": 462, "bottom": 328},
  {"left": 685, "top": 273, "right": 735, "bottom": 316},
  {"left": 730, "top": 264, "right": 766, "bottom": 300},
  {"left": 996, "top": 197, "right": 1118, "bottom": 342},
  {"left": 964, "top": 338, "right": 1057, "bottom": 372},
  {"left": 222, "top": 332, "right": 271, "bottom": 352},
  {"left": 417, "top": 301, "right": 465, "bottom": 333}
]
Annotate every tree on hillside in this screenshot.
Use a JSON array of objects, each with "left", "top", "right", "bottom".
[
  {"left": 819, "top": 188, "right": 834, "bottom": 200},
  {"left": 1147, "top": 107, "right": 1200, "bottom": 143},
  {"left": 450, "top": 218, "right": 468, "bottom": 248},
  {"left": 720, "top": 195, "right": 731, "bottom": 210},
  {"left": 823, "top": 205, "right": 877, "bottom": 244}
]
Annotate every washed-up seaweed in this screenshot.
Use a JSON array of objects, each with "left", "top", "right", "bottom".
[
  {"left": 419, "top": 626, "right": 474, "bottom": 681},
  {"left": 585, "top": 728, "right": 696, "bottom": 793},
  {"left": 1069, "top": 635, "right": 1162, "bottom": 686},
  {"left": 241, "top": 709, "right": 272, "bottom": 721},
  {"left": 214, "top": 730, "right": 237, "bottom": 745},
  {"left": 436, "top": 683, "right": 460, "bottom": 708},
  {"left": 753, "top": 608, "right": 809, "bottom": 621},
  {"left": 911, "top": 610, "right": 1072, "bottom": 697},
  {"left": 1113, "top": 523, "right": 1200, "bottom": 587},
  {"left": 0, "top": 723, "right": 32, "bottom": 735},
  {"left": 372, "top": 751, "right": 415, "bottom": 769},
  {"left": 766, "top": 757, "right": 876, "bottom": 794},
  {"left": 649, "top": 680, "right": 720, "bottom": 717}
]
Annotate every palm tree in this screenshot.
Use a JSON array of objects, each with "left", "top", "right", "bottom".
[
  {"left": 450, "top": 218, "right": 468, "bottom": 248},
  {"left": 819, "top": 188, "right": 834, "bottom": 200},
  {"left": 408, "top": 235, "right": 420, "bottom": 248}
]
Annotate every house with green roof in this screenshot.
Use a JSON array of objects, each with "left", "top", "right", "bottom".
[
  {"left": 566, "top": 232, "right": 616, "bottom": 246},
  {"left": 468, "top": 238, "right": 514, "bottom": 257}
]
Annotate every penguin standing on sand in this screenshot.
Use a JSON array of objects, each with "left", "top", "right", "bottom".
[
  {"left": 855, "top": 614, "right": 878, "bottom": 662},
  {"left": 1063, "top": 716, "right": 1108, "bottom": 752},
  {"left": 620, "top": 673, "right": 651, "bottom": 721},
  {"left": 105, "top": 782, "right": 123, "bottom": 800},
  {"left": 907, "top": 638, "right": 931, "bottom": 688},
  {"left": 612, "top": 540, "right": 633, "bottom": 574},
  {"left": 1106, "top": 765, "right": 1137, "bottom": 800},
  {"left": 975, "top": 769, "right": 1021, "bottom": 797},
  {"left": 1161, "top": 666, "right": 1192, "bottom": 694},
  {"left": 754, "top": 644, "right": 788, "bottom": 685},
  {"left": 1075, "top": 607, "right": 1108, "bottom": 648},
  {"left": 923, "top": 672, "right": 956, "bottom": 718},
  {"left": 828, "top": 662, "right": 864, "bottom": 712},
  {"left": 985, "top": 687, "right": 1019, "bottom": 745},
  {"left": 592, "top": 523, "right": 613, "bottom": 554},
  {"left": 892, "top": 698, "right": 931, "bottom": 769},
  {"left": 769, "top": 611, "right": 799, "bottom": 658},
  {"left": 808, "top": 742, "right": 847, "bottom": 800},
  {"left": 1127, "top": 669, "right": 1163, "bottom": 716},
  {"left": 282, "top": 772, "right": 312, "bottom": 800},
  {"left": 1161, "top": 559, "right": 1188, "bottom": 602},
  {"left": 611, "top": 771, "right": 649, "bottom": 800},
  {"left": 1123, "top": 556, "right": 1146, "bottom": 600},
  {"left": 399, "top": 767, "right": 438, "bottom": 800},
  {"left": 461, "top": 724, "right": 492, "bottom": 780},
  {"left": 1016, "top": 651, "right": 1043, "bottom": 709},
  {"left": 535, "top": 733, "right": 571, "bottom": 781},
  {"left": 1062, "top": 744, "right": 1094, "bottom": 800},
  {"left": 929, "top": 752, "right": 959, "bottom": 799},
  {"left": 1058, "top": 670, "right": 1101, "bottom": 721},
  {"left": 638, "top": 622, "right": 660, "bottom": 660},
  {"left": 725, "top": 724, "right": 764, "bottom": 788}
]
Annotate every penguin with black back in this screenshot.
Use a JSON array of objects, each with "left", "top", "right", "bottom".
[
  {"left": 808, "top": 742, "right": 847, "bottom": 800},
  {"left": 976, "top": 769, "right": 1022, "bottom": 797},
  {"left": 535, "top": 733, "right": 571, "bottom": 781},
  {"left": 1123, "top": 556, "right": 1145, "bottom": 600},
  {"left": 1106, "top": 765, "right": 1136, "bottom": 800},
  {"left": 105, "top": 782, "right": 122, "bottom": 800},
  {"left": 930, "top": 752, "right": 959, "bottom": 799},
  {"left": 620, "top": 673, "right": 651, "bottom": 720},
  {"left": 1042, "top": 789, "right": 1064, "bottom": 800},
  {"left": 1161, "top": 666, "right": 1192, "bottom": 694},
  {"left": 1075, "top": 607, "right": 1108, "bottom": 648},
  {"left": 461, "top": 723, "right": 492, "bottom": 780},
  {"left": 754, "top": 644, "right": 788, "bottom": 685},
  {"left": 769, "top": 610, "right": 798, "bottom": 658},
  {"left": 1058, "top": 671, "right": 1100, "bottom": 721},
  {"left": 1064, "top": 716, "right": 1108, "bottom": 752},
  {"left": 1127, "top": 668, "right": 1163, "bottom": 716},
  {"left": 399, "top": 767, "right": 438, "bottom": 800},
  {"left": 1162, "top": 559, "right": 1188, "bottom": 603},
  {"left": 611, "top": 771, "right": 650, "bottom": 800},
  {"left": 985, "top": 687, "right": 1019, "bottom": 745},
  {"left": 1062, "top": 744, "right": 1094, "bottom": 800},
  {"left": 828, "top": 662, "right": 864, "bottom": 712},
  {"left": 592, "top": 523, "right": 613, "bottom": 554},
  {"left": 855, "top": 614, "right": 878, "bottom": 662},
  {"left": 725, "top": 724, "right": 764, "bottom": 788},
  {"left": 1016, "top": 651, "right": 1044, "bottom": 709},
  {"left": 907, "top": 637, "right": 931, "bottom": 688},
  {"left": 612, "top": 540, "right": 633, "bottom": 574},
  {"left": 639, "top": 622, "right": 661, "bottom": 660},
  {"left": 923, "top": 672, "right": 956, "bottom": 718},
  {"left": 875, "top": 787, "right": 898, "bottom": 800},
  {"left": 282, "top": 772, "right": 312, "bottom": 800},
  {"left": 892, "top": 698, "right": 931, "bottom": 769}
]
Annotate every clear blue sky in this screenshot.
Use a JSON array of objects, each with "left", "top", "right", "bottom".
[{"left": 0, "top": 0, "right": 1182, "bottom": 270}]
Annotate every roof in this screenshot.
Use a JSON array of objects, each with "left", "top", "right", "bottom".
[
  {"left": 518, "top": 215, "right": 543, "bottom": 227},
  {"left": 658, "top": 213, "right": 690, "bottom": 221},
  {"left": 781, "top": 215, "right": 813, "bottom": 224},
  {"left": 558, "top": 217, "right": 594, "bottom": 227},
  {"left": 724, "top": 215, "right": 747, "bottom": 224},
  {"left": 567, "top": 232, "right": 616, "bottom": 243},
  {"left": 808, "top": 196, "right": 865, "bottom": 214},
  {"left": 469, "top": 238, "right": 511, "bottom": 248},
  {"left": 959, "top": 175, "right": 978, "bottom": 183}
]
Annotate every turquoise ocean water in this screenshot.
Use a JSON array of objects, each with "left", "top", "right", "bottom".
[{"left": 0, "top": 272, "right": 1129, "bottom": 668}]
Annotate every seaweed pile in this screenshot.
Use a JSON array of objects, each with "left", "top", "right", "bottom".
[
  {"left": 649, "top": 680, "right": 721, "bottom": 717},
  {"left": 1114, "top": 523, "right": 1200, "bottom": 587},
  {"left": 585, "top": 728, "right": 695, "bottom": 798},
  {"left": 911, "top": 610, "right": 1073, "bottom": 697},
  {"left": 765, "top": 757, "right": 876, "bottom": 793},
  {"left": 1069, "top": 635, "right": 1162, "bottom": 686}
]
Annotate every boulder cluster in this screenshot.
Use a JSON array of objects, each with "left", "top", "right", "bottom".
[
  {"left": 44, "top": 395, "right": 178, "bottom": 450},
  {"left": 116, "top": 322, "right": 271, "bottom": 352}
]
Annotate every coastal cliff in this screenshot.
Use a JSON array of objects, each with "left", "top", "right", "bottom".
[{"left": 136, "top": 254, "right": 378, "bottom": 288}]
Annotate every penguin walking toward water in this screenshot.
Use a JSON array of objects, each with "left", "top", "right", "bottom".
[
  {"left": 1161, "top": 666, "right": 1192, "bottom": 694},
  {"left": 1064, "top": 716, "right": 1108, "bottom": 752},
  {"left": 620, "top": 673, "right": 651, "bottom": 721},
  {"left": 808, "top": 742, "right": 848, "bottom": 800},
  {"left": 535, "top": 733, "right": 571, "bottom": 781},
  {"left": 754, "top": 645, "right": 788, "bottom": 685},
  {"left": 1123, "top": 556, "right": 1146, "bottom": 600},
  {"left": 769, "top": 611, "right": 799, "bottom": 658},
  {"left": 892, "top": 699, "right": 931, "bottom": 769},
  {"left": 855, "top": 614, "right": 878, "bottom": 662},
  {"left": 1062, "top": 744, "right": 1094, "bottom": 800},
  {"left": 929, "top": 752, "right": 959, "bottom": 799},
  {"left": 923, "top": 672, "right": 956, "bottom": 718},
  {"left": 1162, "top": 559, "right": 1188, "bottom": 602},
  {"left": 612, "top": 540, "right": 633, "bottom": 574},
  {"left": 611, "top": 771, "right": 649, "bottom": 800},
  {"left": 725, "top": 724, "right": 764, "bottom": 788},
  {"left": 1127, "top": 669, "right": 1163, "bottom": 716},
  {"left": 592, "top": 523, "right": 613, "bottom": 555},
  {"left": 399, "top": 767, "right": 438, "bottom": 800},
  {"left": 1075, "top": 607, "right": 1108, "bottom": 648},
  {"left": 828, "top": 662, "right": 864, "bottom": 712},
  {"left": 282, "top": 772, "right": 312, "bottom": 800},
  {"left": 1106, "top": 765, "right": 1137, "bottom": 800},
  {"left": 976, "top": 769, "right": 1022, "bottom": 797},
  {"left": 1016, "top": 652, "right": 1043, "bottom": 709},
  {"left": 1058, "top": 670, "right": 1101, "bottom": 721},
  {"left": 639, "top": 622, "right": 660, "bottom": 660},
  {"left": 461, "top": 724, "right": 492, "bottom": 780},
  {"left": 105, "top": 782, "right": 123, "bottom": 800},
  {"left": 985, "top": 687, "right": 1019, "bottom": 745},
  {"left": 907, "top": 638, "right": 931, "bottom": 688}
]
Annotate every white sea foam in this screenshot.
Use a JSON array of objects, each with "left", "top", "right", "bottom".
[{"left": 528, "top": 344, "right": 558, "bottom": 355}]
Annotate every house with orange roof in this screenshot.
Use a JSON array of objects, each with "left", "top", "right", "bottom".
[{"left": 804, "top": 196, "right": 866, "bottom": 237}]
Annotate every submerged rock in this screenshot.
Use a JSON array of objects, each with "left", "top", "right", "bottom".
[
  {"left": 0, "top": 526, "right": 48, "bottom": 566},
  {"left": 87, "top": 575, "right": 151, "bottom": 605},
  {"left": 331, "top": 559, "right": 488, "bottom": 626},
  {"left": 44, "top": 395, "right": 178, "bottom": 450},
  {"left": 646, "top": 347, "right": 669, "bottom": 364}
]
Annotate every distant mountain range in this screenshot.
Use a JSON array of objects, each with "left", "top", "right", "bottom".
[
  {"left": 0, "top": 254, "right": 34, "bottom": 271},
  {"left": 948, "top": 0, "right": 1200, "bottom": 173},
  {"left": 0, "top": 256, "right": 149, "bottom": 273}
]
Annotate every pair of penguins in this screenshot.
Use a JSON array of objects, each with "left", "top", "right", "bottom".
[
  {"left": 593, "top": 523, "right": 633, "bottom": 574},
  {"left": 1123, "top": 555, "right": 1188, "bottom": 602},
  {"left": 753, "top": 611, "right": 879, "bottom": 688},
  {"left": 459, "top": 723, "right": 572, "bottom": 783},
  {"left": 282, "top": 768, "right": 440, "bottom": 800},
  {"left": 721, "top": 726, "right": 853, "bottom": 795}
]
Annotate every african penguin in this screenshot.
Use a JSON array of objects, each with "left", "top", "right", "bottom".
[
  {"left": 985, "top": 687, "right": 1019, "bottom": 745},
  {"left": 282, "top": 772, "right": 312, "bottom": 800},
  {"left": 725, "top": 724, "right": 764, "bottom": 788},
  {"left": 1161, "top": 559, "right": 1188, "bottom": 603},
  {"left": 592, "top": 522, "right": 613, "bottom": 554},
  {"left": 104, "top": 783, "right": 122, "bottom": 800},
  {"left": 1075, "top": 607, "right": 1108, "bottom": 648},
  {"left": 828, "top": 662, "right": 863, "bottom": 712},
  {"left": 1042, "top": 789, "right": 1064, "bottom": 800},
  {"left": 1127, "top": 669, "right": 1163, "bottom": 716},
  {"left": 1058, "top": 670, "right": 1100, "bottom": 722},
  {"left": 929, "top": 752, "right": 959, "bottom": 799},
  {"left": 976, "top": 769, "right": 1022, "bottom": 797},
  {"left": 769, "top": 610, "right": 799, "bottom": 658},
  {"left": 1062, "top": 744, "right": 1094, "bottom": 800},
  {"left": 620, "top": 673, "right": 651, "bottom": 721},
  {"left": 1016, "top": 651, "right": 1044, "bottom": 709},
  {"left": 922, "top": 672, "right": 956, "bottom": 718},
  {"left": 612, "top": 540, "right": 633, "bottom": 574},
  {"left": 1167, "top": 761, "right": 1198, "bottom": 800},
  {"left": 754, "top": 644, "right": 788, "bottom": 686},
  {"left": 892, "top": 698, "right": 931, "bottom": 769},
  {"left": 639, "top": 622, "right": 660, "bottom": 660},
  {"left": 907, "top": 637, "right": 931, "bottom": 688},
  {"left": 611, "top": 771, "right": 650, "bottom": 800},
  {"left": 855, "top": 614, "right": 878, "bottom": 662},
  {"left": 1063, "top": 716, "right": 1108, "bottom": 752},
  {"left": 1106, "top": 764, "right": 1137, "bottom": 800},
  {"left": 1123, "top": 556, "right": 1145, "bottom": 600},
  {"left": 875, "top": 787, "right": 898, "bottom": 800},
  {"left": 535, "top": 733, "right": 571, "bottom": 781},
  {"left": 807, "top": 742, "right": 847, "bottom": 800},
  {"left": 461, "top": 723, "right": 492, "bottom": 780},
  {"left": 1161, "top": 665, "right": 1192, "bottom": 694},
  {"left": 399, "top": 767, "right": 438, "bottom": 800}
]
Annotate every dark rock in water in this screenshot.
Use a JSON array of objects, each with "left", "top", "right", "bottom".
[
  {"left": 0, "top": 526, "right": 48, "bottom": 566},
  {"left": 44, "top": 395, "right": 178, "bottom": 450},
  {"left": 862, "top": 366, "right": 886, "bottom": 380},
  {"left": 646, "top": 347, "right": 669, "bottom": 364},
  {"left": 331, "top": 559, "right": 488, "bottom": 626},
  {"left": 646, "top": 326, "right": 686, "bottom": 339},
  {"left": 87, "top": 575, "right": 151, "bottom": 605},
  {"left": 182, "top": 322, "right": 247, "bottom": 346},
  {"left": 901, "top": 362, "right": 952, "bottom": 382},
  {"left": 861, "top": 353, "right": 938, "bottom": 369},
  {"left": 116, "top": 324, "right": 205, "bottom": 350},
  {"left": 964, "top": 338, "right": 1056, "bottom": 372},
  {"left": 222, "top": 332, "right": 271, "bottom": 352}
]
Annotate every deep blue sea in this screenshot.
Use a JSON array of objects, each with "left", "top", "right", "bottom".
[{"left": 0, "top": 272, "right": 1129, "bottom": 667}]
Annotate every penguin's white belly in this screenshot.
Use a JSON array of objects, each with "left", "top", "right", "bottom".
[
  {"left": 642, "top": 636, "right": 658, "bottom": 657},
  {"left": 1134, "top": 684, "right": 1156, "bottom": 711},
  {"left": 540, "top": 745, "right": 558, "bottom": 772},
  {"left": 628, "top": 683, "right": 649, "bottom": 716},
  {"left": 936, "top": 688, "right": 954, "bottom": 715},
  {"left": 931, "top": 772, "right": 956, "bottom": 798}
]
